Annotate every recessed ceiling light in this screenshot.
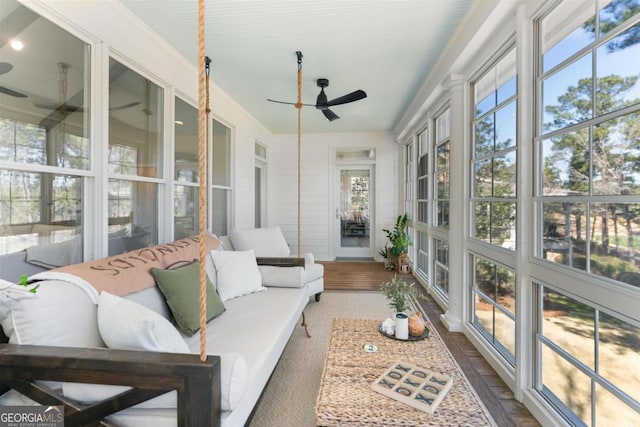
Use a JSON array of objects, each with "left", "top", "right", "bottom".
[{"left": 10, "top": 39, "right": 24, "bottom": 51}]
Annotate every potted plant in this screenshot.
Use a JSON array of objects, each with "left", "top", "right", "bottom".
[
  {"left": 379, "top": 275, "right": 426, "bottom": 339},
  {"left": 382, "top": 213, "right": 411, "bottom": 272}
]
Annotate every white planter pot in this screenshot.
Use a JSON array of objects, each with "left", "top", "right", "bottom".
[{"left": 395, "top": 312, "right": 409, "bottom": 340}]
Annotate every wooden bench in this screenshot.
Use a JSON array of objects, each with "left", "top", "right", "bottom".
[{"left": 0, "top": 343, "right": 220, "bottom": 427}]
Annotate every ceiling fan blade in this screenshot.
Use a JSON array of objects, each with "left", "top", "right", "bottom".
[
  {"left": 322, "top": 109, "right": 340, "bottom": 121},
  {"left": 109, "top": 101, "right": 141, "bottom": 111},
  {"left": 327, "top": 90, "right": 367, "bottom": 107},
  {"left": 0, "top": 62, "right": 13, "bottom": 75},
  {"left": 34, "top": 102, "right": 83, "bottom": 113},
  {"left": 0, "top": 86, "right": 27, "bottom": 98},
  {"left": 267, "top": 98, "right": 315, "bottom": 107}
]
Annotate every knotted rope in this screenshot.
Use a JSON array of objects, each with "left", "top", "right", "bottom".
[
  {"left": 295, "top": 51, "right": 303, "bottom": 257},
  {"left": 197, "top": 0, "right": 208, "bottom": 362}
]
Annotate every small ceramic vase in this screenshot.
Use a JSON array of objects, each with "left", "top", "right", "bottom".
[
  {"left": 408, "top": 312, "right": 426, "bottom": 337},
  {"left": 395, "top": 312, "right": 409, "bottom": 340}
]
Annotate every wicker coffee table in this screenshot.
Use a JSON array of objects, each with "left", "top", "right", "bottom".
[{"left": 315, "top": 318, "right": 496, "bottom": 426}]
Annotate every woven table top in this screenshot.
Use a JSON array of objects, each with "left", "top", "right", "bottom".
[{"left": 315, "top": 317, "right": 497, "bottom": 426}]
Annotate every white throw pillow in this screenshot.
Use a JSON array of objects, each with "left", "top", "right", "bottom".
[
  {"left": 229, "top": 226, "right": 290, "bottom": 257},
  {"left": 211, "top": 250, "right": 265, "bottom": 301},
  {"left": 0, "top": 279, "right": 104, "bottom": 348},
  {"left": 97, "top": 291, "right": 190, "bottom": 353}
]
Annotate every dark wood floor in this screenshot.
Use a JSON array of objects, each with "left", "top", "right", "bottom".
[{"left": 322, "top": 261, "right": 541, "bottom": 427}]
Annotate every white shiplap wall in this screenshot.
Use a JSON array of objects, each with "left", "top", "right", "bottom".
[{"left": 269, "top": 132, "right": 398, "bottom": 261}]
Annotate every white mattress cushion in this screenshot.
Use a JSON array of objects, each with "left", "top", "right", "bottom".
[{"left": 182, "top": 287, "right": 307, "bottom": 425}]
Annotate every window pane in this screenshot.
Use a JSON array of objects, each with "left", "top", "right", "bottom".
[
  {"left": 595, "top": 384, "right": 640, "bottom": 427},
  {"left": 491, "top": 202, "right": 516, "bottom": 247},
  {"left": 495, "top": 101, "right": 517, "bottom": 151},
  {"left": 542, "top": 202, "right": 588, "bottom": 270},
  {"left": 437, "top": 201, "right": 449, "bottom": 228},
  {"left": 212, "top": 120, "right": 230, "bottom": 186},
  {"left": 417, "top": 200, "right": 428, "bottom": 224},
  {"left": 475, "top": 115, "right": 494, "bottom": 158},
  {"left": 497, "top": 76, "right": 517, "bottom": 105},
  {"left": 472, "top": 257, "right": 516, "bottom": 362},
  {"left": 0, "top": 4, "right": 91, "bottom": 170},
  {"left": 542, "top": 53, "right": 593, "bottom": 134},
  {"left": 109, "top": 59, "right": 164, "bottom": 178},
  {"left": 542, "top": 129, "right": 591, "bottom": 196},
  {"left": 174, "top": 184, "right": 199, "bottom": 240},
  {"left": 541, "top": 343, "right": 593, "bottom": 425},
  {"left": 599, "top": 0, "right": 640, "bottom": 37},
  {"left": 108, "top": 179, "right": 157, "bottom": 256},
  {"left": 418, "top": 176, "right": 428, "bottom": 199},
  {"left": 543, "top": 289, "right": 595, "bottom": 370},
  {"left": 593, "top": 112, "right": 640, "bottom": 195},
  {"left": 211, "top": 188, "right": 229, "bottom": 236},
  {"left": 474, "top": 202, "right": 490, "bottom": 243},
  {"left": 589, "top": 202, "right": 640, "bottom": 283},
  {"left": 175, "top": 98, "right": 199, "bottom": 183},
  {"left": 434, "top": 238, "right": 449, "bottom": 296},
  {"left": 416, "top": 231, "right": 428, "bottom": 276},
  {"left": 596, "top": 23, "right": 640, "bottom": 117},
  {"left": 0, "top": 170, "right": 82, "bottom": 266},
  {"left": 493, "top": 153, "right": 516, "bottom": 198},
  {"left": 474, "top": 159, "right": 492, "bottom": 197},
  {"left": 599, "top": 311, "right": 640, "bottom": 404},
  {"left": 540, "top": 1, "right": 595, "bottom": 73}
]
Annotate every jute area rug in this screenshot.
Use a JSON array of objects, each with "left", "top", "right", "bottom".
[{"left": 248, "top": 292, "right": 496, "bottom": 427}]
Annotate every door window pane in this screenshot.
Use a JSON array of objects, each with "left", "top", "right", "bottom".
[{"left": 340, "top": 170, "right": 370, "bottom": 249}]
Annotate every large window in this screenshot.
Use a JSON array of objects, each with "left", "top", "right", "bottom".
[
  {"left": 471, "top": 255, "right": 516, "bottom": 364},
  {"left": 0, "top": 1, "right": 88, "bottom": 274},
  {"left": 537, "top": 0, "right": 640, "bottom": 287},
  {"left": 107, "top": 59, "right": 163, "bottom": 256},
  {"left": 435, "top": 110, "right": 450, "bottom": 229},
  {"left": 472, "top": 49, "right": 517, "bottom": 250},
  {"left": 536, "top": 283, "right": 640, "bottom": 426},
  {"left": 535, "top": 1, "right": 640, "bottom": 424},
  {"left": 174, "top": 97, "right": 199, "bottom": 239},
  {"left": 417, "top": 130, "right": 429, "bottom": 224},
  {"left": 405, "top": 141, "right": 414, "bottom": 221},
  {"left": 211, "top": 120, "right": 231, "bottom": 236}
]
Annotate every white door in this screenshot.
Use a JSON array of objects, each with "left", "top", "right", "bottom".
[{"left": 334, "top": 165, "right": 373, "bottom": 258}]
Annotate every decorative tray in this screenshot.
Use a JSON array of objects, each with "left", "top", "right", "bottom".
[
  {"left": 378, "top": 323, "right": 430, "bottom": 341},
  {"left": 371, "top": 360, "right": 452, "bottom": 413}
]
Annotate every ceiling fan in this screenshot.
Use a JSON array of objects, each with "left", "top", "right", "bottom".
[
  {"left": 0, "top": 62, "right": 28, "bottom": 98},
  {"left": 32, "top": 62, "right": 140, "bottom": 114},
  {"left": 268, "top": 78, "right": 367, "bottom": 121}
]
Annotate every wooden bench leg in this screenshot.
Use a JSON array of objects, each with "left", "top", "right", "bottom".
[{"left": 301, "top": 312, "right": 311, "bottom": 338}]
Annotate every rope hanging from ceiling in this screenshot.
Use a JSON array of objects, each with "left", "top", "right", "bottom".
[
  {"left": 197, "top": 0, "right": 208, "bottom": 362},
  {"left": 295, "top": 51, "right": 303, "bottom": 258}
]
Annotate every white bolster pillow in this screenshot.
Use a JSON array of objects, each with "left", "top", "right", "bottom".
[
  {"left": 258, "top": 265, "right": 305, "bottom": 288},
  {"left": 62, "top": 352, "right": 249, "bottom": 412}
]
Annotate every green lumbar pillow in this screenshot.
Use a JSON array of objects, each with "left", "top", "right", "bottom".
[{"left": 151, "top": 260, "right": 225, "bottom": 336}]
